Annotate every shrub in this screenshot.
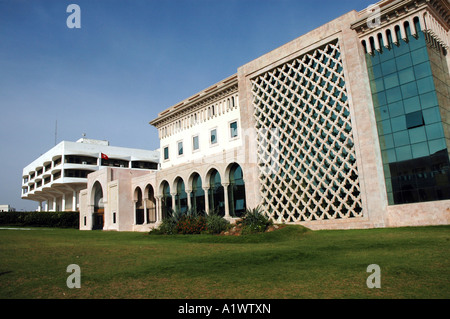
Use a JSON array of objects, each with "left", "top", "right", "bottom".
[
  {"left": 206, "top": 213, "right": 230, "bottom": 234},
  {"left": 151, "top": 208, "right": 230, "bottom": 235},
  {"left": 176, "top": 215, "right": 207, "bottom": 234},
  {"left": 0, "top": 211, "right": 79, "bottom": 228},
  {"left": 240, "top": 206, "right": 272, "bottom": 234}
]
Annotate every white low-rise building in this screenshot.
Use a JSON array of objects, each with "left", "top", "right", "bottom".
[
  {"left": 0, "top": 205, "right": 15, "bottom": 212},
  {"left": 21, "top": 138, "right": 159, "bottom": 212}
]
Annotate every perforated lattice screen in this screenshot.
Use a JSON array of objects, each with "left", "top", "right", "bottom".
[{"left": 251, "top": 40, "right": 363, "bottom": 223}]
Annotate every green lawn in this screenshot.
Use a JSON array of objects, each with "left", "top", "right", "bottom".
[{"left": 0, "top": 225, "right": 449, "bottom": 299}]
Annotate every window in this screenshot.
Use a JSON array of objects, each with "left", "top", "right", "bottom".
[
  {"left": 163, "top": 146, "right": 169, "bottom": 160},
  {"left": 178, "top": 141, "right": 183, "bottom": 156},
  {"left": 230, "top": 121, "right": 238, "bottom": 138},
  {"left": 210, "top": 129, "right": 217, "bottom": 145},
  {"left": 113, "top": 212, "right": 116, "bottom": 224},
  {"left": 192, "top": 135, "right": 199, "bottom": 151},
  {"left": 406, "top": 111, "right": 424, "bottom": 129}
]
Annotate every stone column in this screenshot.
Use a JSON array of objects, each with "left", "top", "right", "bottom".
[
  {"left": 222, "top": 183, "right": 231, "bottom": 219},
  {"left": 72, "top": 191, "right": 77, "bottom": 211},
  {"left": 203, "top": 187, "right": 210, "bottom": 214},
  {"left": 133, "top": 200, "right": 137, "bottom": 225},
  {"left": 155, "top": 196, "right": 163, "bottom": 225},
  {"left": 186, "top": 189, "right": 192, "bottom": 211},
  {"left": 171, "top": 192, "right": 177, "bottom": 212},
  {"left": 143, "top": 197, "right": 148, "bottom": 224},
  {"left": 62, "top": 194, "right": 66, "bottom": 212}
]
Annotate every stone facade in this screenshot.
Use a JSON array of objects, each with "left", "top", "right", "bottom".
[{"left": 79, "top": 0, "right": 450, "bottom": 231}]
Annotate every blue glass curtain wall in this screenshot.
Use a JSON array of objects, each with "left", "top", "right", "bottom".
[{"left": 366, "top": 22, "right": 450, "bottom": 205}]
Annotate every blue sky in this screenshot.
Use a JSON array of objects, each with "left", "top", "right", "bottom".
[{"left": 0, "top": 0, "right": 375, "bottom": 210}]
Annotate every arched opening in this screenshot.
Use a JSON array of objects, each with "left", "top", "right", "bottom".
[
  {"left": 175, "top": 177, "right": 188, "bottom": 214},
  {"left": 146, "top": 185, "right": 156, "bottom": 223},
  {"left": 161, "top": 181, "right": 172, "bottom": 219},
  {"left": 228, "top": 163, "right": 246, "bottom": 217},
  {"left": 92, "top": 181, "right": 104, "bottom": 230},
  {"left": 134, "top": 187, "right": 144, "bottom": 225},
  {"left": 190, "top": 173, "right": 205, "bottom": 213},
  {"left": 208, "top": 169, "right": 224, "bottom": 216}
]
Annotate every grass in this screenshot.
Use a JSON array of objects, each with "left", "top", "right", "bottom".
[{"left": 0, "top": 225, "right": 449, "bottom": 299}]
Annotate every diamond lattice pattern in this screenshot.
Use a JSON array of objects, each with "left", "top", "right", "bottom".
[{"left": 251, "top": 40, "right": 363, "bottom": 223}]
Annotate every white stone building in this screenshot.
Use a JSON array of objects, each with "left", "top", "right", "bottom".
[
  {"left": 0, "top": 205, "right": 15, "bottom": 212},
  {"left": 78, "top": 0, "right": 450, "bottom": 231},
  {"left": 21, "top": 138, "right": 159, "bottom": 212}
]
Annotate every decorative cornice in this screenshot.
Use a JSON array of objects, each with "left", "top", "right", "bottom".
[
  {"left": 351, "top": 0, "right": 449, "bottom": 35},
  {"left": 149, "top": 74, "right": 238, "bottom": 128},
  {"left": 351, "top": 0, "right": 449, "bottom": 54}
]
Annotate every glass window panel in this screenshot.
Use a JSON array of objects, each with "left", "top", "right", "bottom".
[
  {"left": 370, "top": 53, "right": 380, "bottom": 66},
  {"left": 379, "top": 105, "right": 390, "bottom": 120},
  {"left": 406, "top": 111, "right": 424, "bottom": 129},
  {"left": 411, "top": 47, "right": 428, "bottom": 65},
  {"left": 373, "top": 91, "right": 387, "bottom": 106},
  {"left": 178, "top": 141, "right": 183, "bottom": 155},
  {"left": 380, "top": 47, "right": 395, "bottom": 62},
  {"left": 386, "top": 134, "right": 395, "bottom": 149},
  {"left": 381, "top": 149, "right": 389, "bottom": 163},
  {"left": 428, "top": 138, "right": 447, "bottom": 154},
  {"left": 398, "top": 67, "right": 415, "bottom": 85},
  {"left": 417, "top": 76, "right": 435, "bottom": 95},
  {"left": 384, "top": 73, "right": 399, "bottom": 89},
  {"left": 193, "top": 135, "right": 199, "bottom": 150},
  {"left": 409, "top": 33, "right": 426, "bottom": 51},
  {"left": 403, "top": 96, "right": 421, "bottom": 113},
  {"left": 393, "top": 130, "right": 410, "bottom": 147},
  {"left": 381, "top": 59, "right": 397, "bottom": 75},
  {"left": 393, "top": 42, "right": 410, "bottom": 57},
  {"left": 387, "top": 148, "right": 397, "bottom": 163},
  {"left": 210, "top": 129, "right": 217, "bottom": 144},
  {"left": 426, "top": 123, "right": 445, "bottom": 140},
  {"left": 388, "top": 101, "right": 404, "bottom": 117},
  {"left": 420, "top": 92, "right": 438, "bottom": 109},
  {"left": 383, "top": 164, "right": 391, "bottom": 178},
  {"left": 411, "top": 142, "right": 429, "bottom": 158},
  {"left": 387, "top": 192, "right": 394, "bottom": 205},
  {"left": 163, "top": 147, "right": 169, "bottom": 160},
  {"left": 413, "top": 62, "right": 432, "bottom": 79},
  {"left": 408, "top": 126, "right": 427, "bottom": 144},
  {"left": 372, "top": 64, "right": 383, "bottom": 79},
  {"left": 390, "top": 116, "right": 407, "bottom": 132},
  {"left": 372, "top": 78, "right": 385, "bottom": 91},
  {"left": 230, "top": 121, "right": 238, "bottom": 138},
  {"left": 400, "top": 82, "right": 418, "bottom": 99},
  {"left": 380, "top": 119, "right": 392, "bottom": 134},
  {"left": 422, "top": 107, "right": 442, "bottom": 125},
  {"left": 395, "top": 145, "right": 412, "bottom": 161},
  {"left": 395, "top": 54, "right": 412, "bottom": 71},
  {"left": 386, "top": 87, "right": 402, "bottom": 103}
]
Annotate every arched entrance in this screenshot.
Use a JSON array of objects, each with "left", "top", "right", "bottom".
[
  {"left": 92, "top": 181, "right": 104, "bottom": 230},
  {"left": 161, "top": 181, "right": 172, "bottom": 219},
  {"left": 208, "top": 169, "right": 224, "bottom": 216},
  {"left": 175, "top": 177, "right": 188, "bottom": 214},
  {"left": 146, "top": 185, "right": 156, "bottom": 223},
  {"left": 228, "top": 163, "right": 246, "bottom": 217},
  {"left": 190, "top": 173, "right": 205, "bottom": 213},
  {"left": 134, "top": 187, "right": 144, "bottom": 225}
]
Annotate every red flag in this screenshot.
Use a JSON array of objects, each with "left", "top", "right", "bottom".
[{"left": 101, "top": 153, "right": 109, "bottom": 160}]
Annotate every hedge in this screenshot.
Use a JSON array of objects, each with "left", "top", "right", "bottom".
[{"left": 0, "top": 211, "right": 79, "bottom": 228}]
